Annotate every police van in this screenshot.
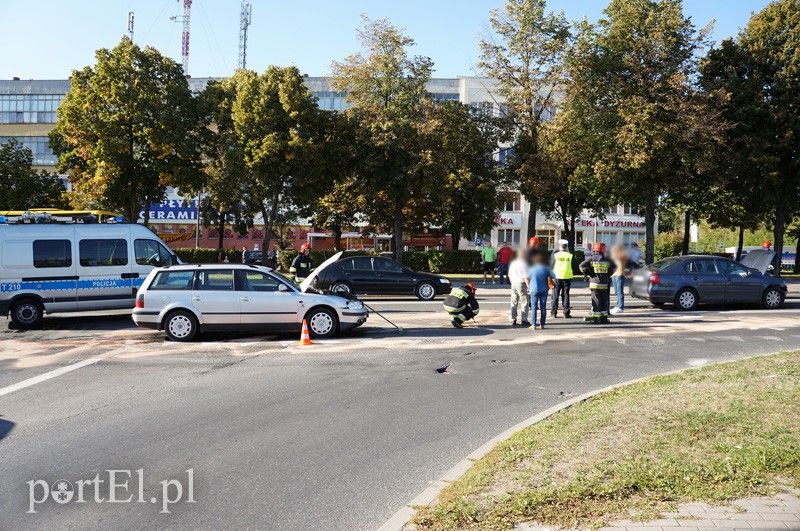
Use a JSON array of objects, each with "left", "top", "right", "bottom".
[{"left": 0, "top": 221, "right": 179, "bottom": 328}]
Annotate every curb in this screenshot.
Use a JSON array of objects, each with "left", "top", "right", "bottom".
[{"left": 376, "top": 352, "right": 776, "bottom": 531}]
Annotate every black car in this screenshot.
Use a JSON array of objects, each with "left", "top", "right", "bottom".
[
  {"left": 307, "top": 252, "right": 452, "bottom": 300},
  {"left": 244, "top": 250, "right": 263, "bottom": 265}
]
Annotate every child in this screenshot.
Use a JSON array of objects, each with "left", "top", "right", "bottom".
[{"left": 527, "top": 253, "right": 556, "bottom": 330}]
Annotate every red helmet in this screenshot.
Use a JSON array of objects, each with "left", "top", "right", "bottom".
[
  {"left": 762, "top": 240, "right": 772, "bottom": 249},
  {"left": 593, "top": 242, "right": 606, "bottom": 253},
  {"left": 300, "top": 243, "right": 311, "bottom": 252},
  {"left": 464, "top": 283, "right": 477, "bottom": 294}
]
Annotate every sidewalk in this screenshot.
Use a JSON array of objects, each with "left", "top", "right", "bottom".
[{"left": 519, "top": 487, "right": 800, "bottom": 531}]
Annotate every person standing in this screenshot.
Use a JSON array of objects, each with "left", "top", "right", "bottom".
[
  {"left": 267, "top": 246, "right": 277, "bottom": 269},
  {"left": 497, "top": 241, "right": 513, "bottom": 284},
  {"left": 628, "top": 242, "right": 642, "bottom": 267},
  {"left": 242, "top": 246, "right": 250, "bottom": 264},
  {"left": 580, "top": 242, "right": 615, "bottom": 324},
  {"left": 527, "top": 236, "right": 541, "bottom": 263},
  {"left": 508, "top": 248, "right": 531, "bottom": 327},
  {"left": 481, "top": 241, "right": 497, "bottom": 284},
  {"left": 610, "top": 244, "right": 631, "bottom": 314},
  {"left": 289, "top": 243, "right": 313, "bottom": 282},
  {"left": 527, "top": 253, "right": 556, "bottom": 330},
  {"left": 550, "top": 239, "right": 574, "bottom": 318}
]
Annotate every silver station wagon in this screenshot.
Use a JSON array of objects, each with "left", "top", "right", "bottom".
[{"left": 132, "top": 263, "right": 368, "bottom": 341}]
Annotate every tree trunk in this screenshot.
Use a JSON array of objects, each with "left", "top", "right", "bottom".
[
  {"left": 566, "top": 214, "right": 577, "bottom": 254},
  {"left": 794, "top": 230, "right": 800, "bottom": 274},
  {"left": 681, "top": 211, "right": 690, "bottom": 255},
  {"left": 560, "top": 209, "right": 572, "bottom": 253},
  {"left": 143, "top": 197, "right": 151, "bottom": 228},
  {"left": 644, "top": 194, "right": 656, "bottom": 265},
  {"left": 332, "top": 224, "right": 342, "bottom": 252},
  {"left": 526, "top": 198, "right": 537, "bottom": 244},
  {"left": 393, "top": 199, "right": 404, "bottom": 264},
  {"left": 261, "top": 194, "right": 279, "bottom": 261},
  {"left": 451, "top": 228, "right": 461, "bottom": 250},
  {"left": 217, "top": 210, "right": 224, "bottom": 251},
  {"left": 735, "top": 226, "right": 744, "bottom": 262},
  {"left": 773, "top": 205, "right": 785, "bottom": 277}
]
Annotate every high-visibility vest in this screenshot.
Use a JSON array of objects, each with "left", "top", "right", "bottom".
[{"left": 552, "top": 251, "right": 574, "bottom": 279}]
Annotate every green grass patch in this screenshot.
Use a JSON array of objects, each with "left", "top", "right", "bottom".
[{"left": 412, "top": 352, "right": 800, "bottom": 530}]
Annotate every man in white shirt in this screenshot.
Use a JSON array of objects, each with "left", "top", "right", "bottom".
[
  {"left": 629, "top": 242, "right": 642, "bottom": 267},
  {"left": 508, "top": 248, "right": 531, "bottom": 326}
]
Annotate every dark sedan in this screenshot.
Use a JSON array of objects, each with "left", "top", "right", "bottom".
[
  {"left": 630, "top": 250, "right": 787, "bottom": 310},
  {"left": 307, "top": 253, "right": 452, "bottom": 300}
]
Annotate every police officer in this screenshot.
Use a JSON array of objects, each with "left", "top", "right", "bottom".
[
  {"left": 550, "top": 239, "right": 574, "bottom": 318},
  {"left": 289, "top": 243, "right": 313, "bottom": 282},
  {"left": 443, "top": 283, "right": 480, "bottom": 329},
  {"left": 579, "top": 242, "right": 614, "bottom": 324}
]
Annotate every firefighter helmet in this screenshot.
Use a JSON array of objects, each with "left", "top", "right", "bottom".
[
  {"left": 300, "top": 243, "right": 311, "bottom": 252},
  {"left": 762, "top": 240, "right": 772, "bottom": 249},
  {"left": 592, "top": 242, "right": 606, "bottom": 253},
  {"left": 464, "top": 283, "right": 477, "bottom": 294},
  {"left": 528, "top": 236, "right": 540, "bottom": 247}
]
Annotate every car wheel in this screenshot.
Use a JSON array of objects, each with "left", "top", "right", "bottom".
[
  {"left": 331, "top": 281, "right": 352, "bottom": 294},
  {"left": 164, "top": 310, "right": 198, "bottom": 342},
  {"left": 305, "top": 307, "right": 338, "bottom": 339},
  {"left": 762, "top": 286, "right": 784, "bottom": 309},
  {"left": 675, "top": 288, "right": 698, "bottom": 311},
  {"left": 415, "top": 281, "right": 437, "bottom": 301},
  {"left": 10, "top": 299, "right": 44, "bottom": 329}
]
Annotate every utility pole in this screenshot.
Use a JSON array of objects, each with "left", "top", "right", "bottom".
[
  {"left": 127, "top": 11, "right": 135, "bottom": 41},
  {"left": 170, "top": 0, "right": 192, "bottom": 75},
  {"left": 238, "top": 0, "right": 252, "bottom": 69}
]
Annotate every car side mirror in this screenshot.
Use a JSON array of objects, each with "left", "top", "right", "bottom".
[{"left": 278, "top": 284, "right": 288, "bottom": 292}]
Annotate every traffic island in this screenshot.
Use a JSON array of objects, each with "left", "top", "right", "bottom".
[{"left": 410, "top": 351, "right": 800, "bottom": 530}]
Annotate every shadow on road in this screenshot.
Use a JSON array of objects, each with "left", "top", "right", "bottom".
[
  {"left": 5, "top": 312, "right": 135, "bottom": 332},
  {"left": 0, "top": 417, "right": 16, "bottom": 441}
]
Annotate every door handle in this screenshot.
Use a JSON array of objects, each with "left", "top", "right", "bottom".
[
  {"left": 376, "top": 274, "right": 384, "bottom": 278},
  {"left": 692, "top": 276, "right": 699, "bottom": 281},
  {"left": 121, "top": 272, "right": 140, "bottom": 279},
  {"left": 240, "top": 297, "right": 251, "bottom": 302},
  {"left": 193, "top": 296, "right": 202, "bottom": 301}
]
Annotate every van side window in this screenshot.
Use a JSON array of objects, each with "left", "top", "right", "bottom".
[
  {"left": 135, "top": 239, "right": 173, "bottom": 267},
  {"left": 79, "top": 239, "right": 129, "bottom": 267},
  {"left": 33, "top": 240, "right": 72, "bottom": 268}
]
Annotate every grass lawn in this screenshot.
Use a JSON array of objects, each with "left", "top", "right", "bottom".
[{"left": 412, "top": 352, "right": 800, "bottom": 530}]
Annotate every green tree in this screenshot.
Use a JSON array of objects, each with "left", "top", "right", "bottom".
[
  {"left": 50, "top": 37, "right": 203, "bottom": 222},
  {"left": 567, "top": 0, "right": 724, "bottom": 264},
  {"left": 230, "top": 67, "right": 326, "bottom": 255},
  {"left": 478, "top": 0, "right": 571, "bottom": 239},
  {"left": 0, "top": 139, "right": 67, "bottom": 210},
  {"left": 330, "top": 16, "right": 435, "bottom": 264}
]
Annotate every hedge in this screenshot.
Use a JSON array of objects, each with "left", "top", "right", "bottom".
[{"left": 175, "top": 248, "right": 243, "bottom": 264}]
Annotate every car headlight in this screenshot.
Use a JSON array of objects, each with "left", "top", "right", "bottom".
[
  {"left": 439, "top": 278, "right": 450, "bottom": 284},
  {"left": 346, "top": 300, "right": 364, "bottom": 310}
]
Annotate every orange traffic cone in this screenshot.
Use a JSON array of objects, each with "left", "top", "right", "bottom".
[{"left": 299, "top": 319, "right": 314, "bottom": 346}]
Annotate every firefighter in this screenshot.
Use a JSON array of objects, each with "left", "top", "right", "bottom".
[
  {"left": 550, "top": 239, "right": 574, "bottom": 318},
  {"left": 289, "top": 243, "right": 313, "bottom": 282},
  {"left": 579, "top": 242, "right": 614, "bottom": 324},
  {"left": 443, "top": 283, "right": 480, "bottom": 329}
]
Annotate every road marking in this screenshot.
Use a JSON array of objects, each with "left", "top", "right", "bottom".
[
  {"left": 0, "top": 358, "right": 100, "bottom": 397},
  {"left": 686, "top": 358, "right": 709, "bottom": 367}
]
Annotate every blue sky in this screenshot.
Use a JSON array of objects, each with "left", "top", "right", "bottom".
[{"left": 0, "top": 0, "right": 771, "bottom": 80}]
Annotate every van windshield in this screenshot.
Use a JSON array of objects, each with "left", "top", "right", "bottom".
[{"left": 135, "top": 239, "right": 173, "bottom": 267}]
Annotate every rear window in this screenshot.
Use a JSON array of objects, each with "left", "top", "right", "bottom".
[
  {"left": 33, "top": 240, "right": 72, "bottom": 268},
  {"left": 149, "top": 270, "right": 195, "bottom": 290},
  {"left": 649, "top": 258, "right": 682, "bottom": 271}
]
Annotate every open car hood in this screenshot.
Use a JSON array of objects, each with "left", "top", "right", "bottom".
[
  {"left": 299, "top": 251, "right": 343, "bottom": 293},
  {"left": 740, "top": 249, "right": 775, "bottom": 274}
]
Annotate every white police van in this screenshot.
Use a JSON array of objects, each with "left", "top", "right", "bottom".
[{"left": 0, "top": 223, "right": 179, "bottom": 328}]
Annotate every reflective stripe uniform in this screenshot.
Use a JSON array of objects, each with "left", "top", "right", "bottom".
[
  {"left": 550, "top": 251, "right": 573, "bottom": 317},
  {"left": 579, "top": 254, "right": 615, "bottom": 321},
  {"left": 443, "top": 287, "right": 480, "bottom": 323},
  {"left": 290, "top": 254, "right": 313, "bottom": 280}
]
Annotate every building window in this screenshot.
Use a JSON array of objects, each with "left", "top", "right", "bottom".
[
  {"left": 0, "top": 136, "right": 57, "bottom": 165},
  {"left": 499, "top": 192, "right": 520, "bottom": 212},
  {"left": 497, "top": 229, "right": 520, "bottom": 246},
  {"left": 311, "top": 92, "right": 349, "bottom": 111},
  {"left": 0, "top": 95, "right": 63, "bottom": 123},
  {"left": 536, "top": 229, "right": 556, "bottom": 250},
  {"left": 574, "top": 231, "right": 584, "bottom": 248},
  {"left": 431, "top": 93, "right": 459, "bottom": 102},
  {"left": 622, "top": 232, "right": 642, "bottom": 247}
]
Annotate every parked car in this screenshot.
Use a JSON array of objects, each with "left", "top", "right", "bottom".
[
  {"left": 132, "top": 263, "right": 368, "bottom": 341},
  {"left": 0, "top": 223, "right": 179, "bottom": 328},
  {"left": 630, "top": 250, "right": 787, "bottom": 311},
  {"left": 244, "top": 250, "right": 262, "bottom": 265},
  {"left": 305, "top": 252, "right": 451, "bottom": 300}
]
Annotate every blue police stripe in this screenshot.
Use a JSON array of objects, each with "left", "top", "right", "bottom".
[{"left": 1, "top": 276, "right": 146, "bottom": 293}]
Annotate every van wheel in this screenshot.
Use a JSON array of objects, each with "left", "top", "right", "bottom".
[
  {"left": 762, "top": 286, "right": 784, "bottom": 309},
  {"left": 164, "top": 310, "right": 198, "bottom": 342},
  {"left": 305, "top": 307, "right": 338, "bottom": 339},
  {"left": 10, "top": 299, "right": 44, "bottom": 329}
]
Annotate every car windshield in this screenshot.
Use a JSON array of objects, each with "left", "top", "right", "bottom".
[{"left": 650, "top": 257, "right": 682, "bottom": 271}]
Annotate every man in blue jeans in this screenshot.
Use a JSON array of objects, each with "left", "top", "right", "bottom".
[{"left": 527, "top": 253, "right": 556, "bottom": 330}]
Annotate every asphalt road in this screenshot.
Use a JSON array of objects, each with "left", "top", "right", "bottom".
[{"left": 2, "top": 285, "right": 800, "bottom": 530}]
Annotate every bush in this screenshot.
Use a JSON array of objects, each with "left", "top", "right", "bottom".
[
  {"left": 428, "top": 250, "right": 482, "bottom": 274},
  {"left": 403, "top": 251, "right": 430, "bottom": 272},
  {"left": 175, "top": 248, "right": 242, "bottom": 264},
  {"left": 654, "top": 232, "right": 684, "bottom": 262}
]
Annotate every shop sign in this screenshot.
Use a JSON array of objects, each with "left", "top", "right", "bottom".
[
  {"left": 495, "top": 213, "right": 522, "bottom": 227},
  {"left": 577, "top": 218, "right": 645, "bottom": 229}
]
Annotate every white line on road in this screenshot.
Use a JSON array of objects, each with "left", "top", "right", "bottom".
[{"left": 0, "top": 358, "right": 100, "bottom": 398}]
